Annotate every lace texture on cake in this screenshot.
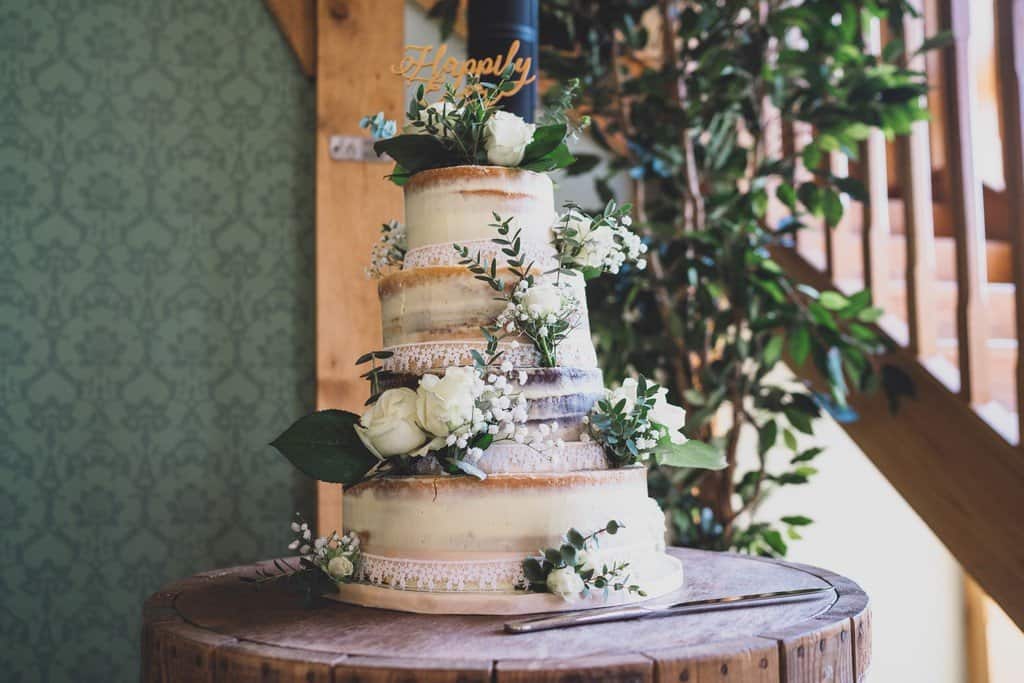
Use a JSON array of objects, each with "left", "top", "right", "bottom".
[
  {"left": 404, "top": 239, "right": 559, "bottom": 271},
  {"left": 382, "top": 340, "right": 598, "bottom": 373},
  {"left": 356, "top": 554, "right": 527, "bottom": 592},
  {"left": 355, "top": 546, "right": 656, "bottom": 593},
  {"left": 407, "top": 441, "right": 609, "bottom": 474}
]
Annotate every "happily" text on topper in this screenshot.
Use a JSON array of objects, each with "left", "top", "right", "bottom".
[{"left": 391, "top": 41, "right": 536, "bottom": 99}]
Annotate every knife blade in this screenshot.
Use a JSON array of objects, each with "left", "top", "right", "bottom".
[{"left": 504, "top": 585, "right": 834, "bottom": 634}]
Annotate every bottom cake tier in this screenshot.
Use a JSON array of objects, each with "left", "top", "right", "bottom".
[{"left": 336, "top": 468, "right": 685, "bottom": 615}]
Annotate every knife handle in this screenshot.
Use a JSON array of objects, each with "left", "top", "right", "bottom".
[{"left": 505, "top": 605, "right": 652, "bottom": 633}]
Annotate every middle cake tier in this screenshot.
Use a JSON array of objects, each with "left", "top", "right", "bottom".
[{"left": 378, "top": 263, "right": 598, "bottom": 371}]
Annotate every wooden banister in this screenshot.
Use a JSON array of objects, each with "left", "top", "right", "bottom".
[
  {"left": 995, "top": 0, "right": 1024, "bottom": 444},
  {"left": 862, "top": 18, "right": 892, "bottom": 309},
  {"left": 897, "top": 1, "right": 939, "bottom": 359},
  {"left": 939, "top": 0, "right": 991, "bottom": 404}
]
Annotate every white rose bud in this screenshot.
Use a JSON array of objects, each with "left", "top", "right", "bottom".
[
  {"left": 416, "top": 366, "right": 479, "bottom": 438},
  {"left": 355, "top": 388, "right": 431, "bottom": 458},
  {"left": 650, "top": 386, "right": 688, "bottom": 444},
  {"left": 484, "top": 111, "right": 536, "bottom": 166},
  {"left": 327, "top": 555, "right": 354, "bottom": 580},
  {"left": 521, "top": 282, "right": 564, "bottom": 318},
  {"left": 546, "top": 566, "right": 585, "bottom": 600}
]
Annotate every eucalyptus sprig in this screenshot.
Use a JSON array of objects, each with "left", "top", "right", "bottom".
[
  {"left": 456, "top": 213, "right": 581, "bottom": 367},
  {"left": 355, "top": 350, "right": 395, "bottom": 406},
  {"left": 521, "top": 520, "right": 646, "bottom": 600},
  {"left": 588, "top": 375, "right": 725, "bottom": 470},
  {"left": 241, "top": 514, "right": 361, "bottom": 606}
]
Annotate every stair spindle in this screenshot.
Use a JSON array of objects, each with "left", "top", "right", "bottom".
[
  {"left": 862, "top": 18, "right": 892, "bottom": 311},
  {"left": 897, "top": 0, "right": 939, "bottom": 360},
  {"left": 995, "top": 0, "right": 1024, "bottom": 442},
  {"left": 939, "top": 0, "right": 991, "bottom": 405}
]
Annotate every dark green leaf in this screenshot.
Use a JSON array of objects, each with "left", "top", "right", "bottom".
[{"left": 270, "top": 410, "right": 378, "bottom": 484}]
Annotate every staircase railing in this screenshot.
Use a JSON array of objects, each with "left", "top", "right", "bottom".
[{"left": 773, "top": 0, "right": 1024, "bottom": 629}]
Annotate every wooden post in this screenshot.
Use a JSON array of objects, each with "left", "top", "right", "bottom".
[
  {"left": 939, "top": 0, "right": 990, "bottom": 405},
  {"left": 898, "top": 0, "right": 938, "bottom": 359},
  {"left": 995, "top": 0, "right": 1024, "bottom": 442},
  {"left": 315, "top": 0, "right": 404, "bottom": 533}
]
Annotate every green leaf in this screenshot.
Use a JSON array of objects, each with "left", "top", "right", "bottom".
[
  {"left": 521, "top": 124, "right": 568, "bottom": 164},
  {"left": 522, "top": 557, "right": 546, "bottom": 582},
  {"left": 791, "top": 447, "right": 824, "bottom": 464},
  {"left": 652, "top": 437, "right": 727, "bottom": 470},
  {"left": 789, "top": 326, "right": 811, "bottom": 366},
  {"left": 567, "top": 528, "right": 586, "bottom": 549},
  {"left": 819, "top": 291, "right": 849, "bottom": 311},
  {"left": 857, "top": 306, "right": 884, "bottom": 323},
  {"left": 761, "top": 529, "right": 788, "bottom": 555},
  {"left": 822, "top": 189, "right": 844, "bottom": 228},
  {"left": 270, "top": 410, "right": 379, "bottom": 484},
  {"left": 763, "top": 334, "right": 784, "bottom": 366},
  {"left": 915, "top": 30, "right": 953, "bottom": 56},
  {"left": 373, "top": 134, "right": 457, "bottom": 175},
  {"left": 781, "top": 515, "right": 813, "bottom": 526},
  {"left": 758, "top": 420, "right": 778, "bottom": 456}
]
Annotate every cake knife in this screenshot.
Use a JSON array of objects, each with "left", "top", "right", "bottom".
[{"left": 504, "top": 585, "right": 834, "bottom": 633}]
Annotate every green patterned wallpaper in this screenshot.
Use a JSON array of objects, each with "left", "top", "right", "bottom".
[{"left": 0, "top": 1, "right": 316, "bottom": 680}]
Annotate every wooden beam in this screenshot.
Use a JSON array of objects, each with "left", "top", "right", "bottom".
[
  {"left": 266, "top": 0, "right": 317, "bottom": 78},
  {"left": 995, "top": 0, "right": 1024, "bottom": 441},
  {"left": 773, "top": 246, "right": 1024, "bottom": 631},
  {"left": 897, "top": 0, "right": 938, "bottom": 359},
  {"left": 939, "top": 0, "right": 991, "bottom": 404},
  {"left": 315, "top": 0, "right": 404, "bottom": 533}
]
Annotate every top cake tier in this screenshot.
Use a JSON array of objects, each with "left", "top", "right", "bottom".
[{"left": 404, "top": 166, "right": 556, "bottom": 251}]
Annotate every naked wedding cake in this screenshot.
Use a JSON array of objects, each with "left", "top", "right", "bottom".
[{"left": 270, "top": 78, "right": 724, "bottom": 615}]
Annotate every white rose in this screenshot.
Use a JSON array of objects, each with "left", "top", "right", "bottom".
[
  {"left": 484, "top": 111, "right": 536, "bottom": 166},
  {"left": 521, "top": 282, "right": 564, "bottom": 318},
  {"left": 577, "top": 224, "right": 617, "bottom": 268},
  {"left": 606, "top": 379, "right": 688, "bottom": 444},
  {"left": 606, "top": 377, "right": 640, "bottom": 414},
  {"left": 355, "top": 388, "right": 431, "bottom": 458},
  {"left": 416, "top": 366, "right": 479, "bottom": 438},
  {"left": 326, "top": 555, "right": 354, "bottom": 580},
  {"left": 651, "top": 387, "right": 688, "bottom": 444},
  {"left": 546, "top": 566, "right": 585, "bottom": 600}
]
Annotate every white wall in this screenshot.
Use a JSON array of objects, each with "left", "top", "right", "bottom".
[{"left": 736, "top": 391, "right": 966, "bottom": 682}]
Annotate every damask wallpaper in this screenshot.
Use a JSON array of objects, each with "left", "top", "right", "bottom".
[{"left": 0, "top": 1, "right": 316, "bottom": 680}]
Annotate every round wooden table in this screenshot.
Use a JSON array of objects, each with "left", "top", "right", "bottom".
[{"left": 142, "top": 548, "right": 870, "bottom": 682}]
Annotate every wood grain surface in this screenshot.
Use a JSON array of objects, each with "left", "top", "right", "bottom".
[
  {"left": 314, "top": 0, "right": 404, "bottom": 535},
  {"left": 142, "top": 548, "right": 870, "bottom": 682}
]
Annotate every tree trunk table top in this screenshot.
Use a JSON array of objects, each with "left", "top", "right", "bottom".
[{"left": 142, "top": 547, "right": 870, "bottom": 682}]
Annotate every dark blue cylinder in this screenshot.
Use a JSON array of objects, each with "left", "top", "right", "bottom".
[{"left": 467, "top": 0, "right": 539, "bottom": 121}]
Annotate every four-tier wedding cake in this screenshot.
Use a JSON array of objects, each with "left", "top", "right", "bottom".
[{"left": 337, "top": 166, "right": 683, "bottom": 613}]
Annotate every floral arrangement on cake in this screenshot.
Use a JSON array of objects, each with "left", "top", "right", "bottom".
[
  {"left": 243, "top": 514, "right": 360, "bottom": 604},
  {"left": 361, "top": 70, "right": 583, "bottom": 184},
  {"left": 521, "top": 520, "right": 646, "bottom": 601}
]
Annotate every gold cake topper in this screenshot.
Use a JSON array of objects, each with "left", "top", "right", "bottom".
[{"left": 391, "top": 41, "right": 536, "bottom": 100}]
